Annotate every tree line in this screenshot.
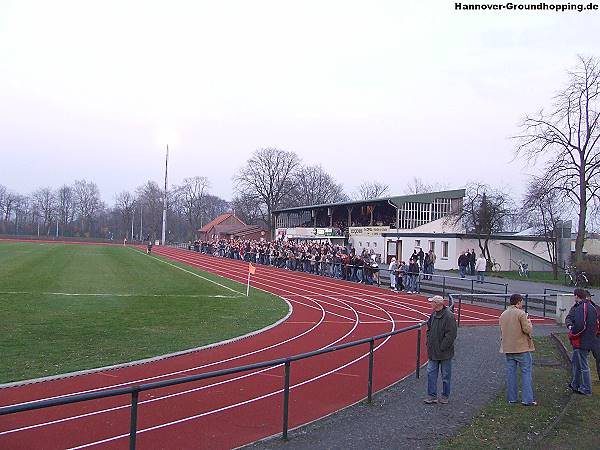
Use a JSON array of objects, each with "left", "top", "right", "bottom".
[{"left": 0, "top": 56, "right": 598, "bottom": 266}]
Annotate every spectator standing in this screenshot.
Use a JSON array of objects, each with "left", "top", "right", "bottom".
[
  {"left": 428, "top": 249, "right": 437, "bottom": 278},
  {"left": 469, "top": 249, "right": 476, "bottom": 275},
  {"left": 424, "top": 295, "right": 458, "bottom": 404},
  {"left": 499, "top": 294, "right": 536, "bottom": 406},
  {"left": 457, "top": 251, "right": 469, "bottom": 278},
  {"left": 397, "top": 260, "right": 407, "bottom": 291},
  {"left": 389, "top": 258, "right": 398, "bottom": 291},
  {"left": 417, "top": 247, "right": 425, "bottom": 270},
  {"left": 475, "top": 254, "right": 487, "bottom": 283},
  {"left": 566, "top": 288, "right": 599, "bottom": 395},
  {"left": 407, "top": 258, "right": 420, "bottom": 293},
  {"left": 423, "top": 252, "right": 431, "bottom": 280}
]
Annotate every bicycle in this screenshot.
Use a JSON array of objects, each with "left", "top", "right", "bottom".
[
  {"left": 565, "top": 265, "right": 589, "bottom": 287},
  {"left": 491, "top": 257, "right": 501, "bottom": 272},
  {"left": 512, "top": 259, "right": 529, "bottom": 277}
]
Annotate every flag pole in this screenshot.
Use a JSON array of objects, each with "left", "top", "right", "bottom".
[{"left": 246, "top": 271, "right": 251, "bottom": 297}]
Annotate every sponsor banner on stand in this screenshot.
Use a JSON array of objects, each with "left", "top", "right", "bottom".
[{"left": 348, "top": 226, "right": 389, "bottom": 236}]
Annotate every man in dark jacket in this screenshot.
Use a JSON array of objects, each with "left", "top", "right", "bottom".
[
  {"left": 457, "top": 251, "right": 469, "bottom": 278},
  {"left": 565, "top": 288, "right": 599, "bottom": 395},
  {"left": 425, "top": 295, "right": 458, "bottom": 404}
]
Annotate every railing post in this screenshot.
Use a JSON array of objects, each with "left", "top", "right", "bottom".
[
  {"left": 543, "top": 295, "right": 546, "bottom": 317},
  {"left": 471, "top": 279, "right": 474, "bottom": 294},
  {"left": 505, "top": 283, "right": 508, "bottom": 297},
  {"left": 442, "top": 276, "right": 446, "bottom": 297},
  {"left": 129, "top": 389, "right": 139, "bottom": 450},
  {"left": 416, "top": 326, "right": 422, "bottom": 378},
  {"left": 457, "top": 295, "right": 462, "bottom": 328},
  {"left": 282, "top": 361, "right": 291, "bottom": 441},
  {"left": 524, "top": 294, "right": 529, "bottom": 313},
  {"left": 367, "top": 339, "right": 374, "bottom": 403}
]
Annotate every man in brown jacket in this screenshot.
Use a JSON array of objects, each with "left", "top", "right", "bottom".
[{"left": 499, "top": 294, "right": 536, "bottom": 406}]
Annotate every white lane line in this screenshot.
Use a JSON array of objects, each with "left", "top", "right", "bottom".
[
  {"left": 132, "top": 248, "right": 244, "bottom": 296},
  {"left": 0, "top": 291, "right": 241, "bottom": 298}
]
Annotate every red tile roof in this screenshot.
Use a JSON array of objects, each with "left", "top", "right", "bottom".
[{"left": 198, "top": 213, "right": 245, "bottom": 233}]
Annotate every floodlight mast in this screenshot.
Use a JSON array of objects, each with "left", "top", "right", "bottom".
[{"left": 161, "top": 145, "right": 169, "bottom": 246}]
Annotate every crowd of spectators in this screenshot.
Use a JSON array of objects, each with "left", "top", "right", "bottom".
[{"left": 188, "top": 237, "right": 436, "bottom": 293}]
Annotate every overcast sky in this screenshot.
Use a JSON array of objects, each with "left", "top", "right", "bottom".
[{"left": 1, "top": 1, "right": 599, "bottom": 205}]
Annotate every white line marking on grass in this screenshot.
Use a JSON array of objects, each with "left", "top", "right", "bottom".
[
  {"left": 130, "top": 247, "right": 244, "bottom": 296},
  {"left": 0, "top": 291, "right": 240, "bottom": 298}
]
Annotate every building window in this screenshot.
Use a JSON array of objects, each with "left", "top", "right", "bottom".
[
  {"left": 442, "top": 241, "right": 449, "bottom": 258},
  {"left": 415, "top": 240, "right": 421, "bottom": 247},
  {"left": 429, "top": 241, "right": 435, "bottom": 252}
]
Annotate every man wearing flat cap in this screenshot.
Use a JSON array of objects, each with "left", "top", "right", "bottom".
[{"left": 424, "top": 295, "right": 457, "bottom": 404}]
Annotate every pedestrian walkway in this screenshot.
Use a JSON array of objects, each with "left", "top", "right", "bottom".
[{"left": 244, "top": 324, "right": 564, "bottom": 450}]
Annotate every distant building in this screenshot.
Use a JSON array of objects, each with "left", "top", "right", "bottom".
[
  {"left": 197, "top": 213, "right": 267, "bottom": 241},
  {"left": 273, "top": 190, "right": 571, "bottom": 271}
]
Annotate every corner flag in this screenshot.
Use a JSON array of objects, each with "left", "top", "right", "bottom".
[{"left": 246, "top": 263, "right": 256, "bottom": 296}]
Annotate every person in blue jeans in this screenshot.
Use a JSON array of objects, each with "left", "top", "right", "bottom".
[
  {"left": 565, "top": 288, "right": 599, "bottom": 396},
  {"left": 499, "top": 294, "right": 536, "bottom": 405},
  {"left": 424, "top": 295, "right": 457, "bottom": 404}
]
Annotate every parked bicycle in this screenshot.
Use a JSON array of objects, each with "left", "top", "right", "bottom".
[
  {"left": 565, "top": 265, "right": 589, "bottom": 287},
  {"left": 511, "top": 259, "right": 529, "bottom": 277},
  {"left": 491, "top": 257, "right": 502, "bottom": 272}
]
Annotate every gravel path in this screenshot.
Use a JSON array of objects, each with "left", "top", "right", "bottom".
[{"left": 244, "top": 323, "right": 565, "bottom": 450}]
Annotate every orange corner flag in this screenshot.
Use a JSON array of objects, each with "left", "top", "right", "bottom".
[{"left": 248, "top": 263, "right": 256, "bottom": 275}]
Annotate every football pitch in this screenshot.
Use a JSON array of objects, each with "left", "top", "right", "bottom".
[{"left": 0, "top": 241, "right": 288, "bottom": 384}]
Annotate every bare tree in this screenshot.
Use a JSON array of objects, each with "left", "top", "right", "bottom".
[
  {"left": 55, "top": 184, "right": 76, "bottom": 236},
  {"left": 354, "top": 181, "right": 389, "bottom": 200},
  {"left": 448, "top": 183, "right": 515, "bottom": 269},
  {"left": 231, "top": 193, "right": 265, "bottom": 227},
  {"left": 0, "top": 185, "right": 20, "bottom": 234},
  {"left": 31, "top": 187, "right": 56, "bottom": 235},
  {"left": 174, "top": 176, "right": 210, "bottom": 232},
  {"left": 289, "top": 165, "right": 349, "bottom": 207},
  {"left": 522, "top": 177, "right": 567, "bottom": 279},
  {"left": 403, "top": 177, "right": 449, "bottom": 195},
  {"left": 73, "top": 180, "right": 104, "bottom": 235},
  {"left": 234, "top": 148, "right": 301, "bottom": 236},
  {"left": 515, "top": 55, "right": 600, "bottom": 262},
  {"left": 114, "top": 191, "right": 136, "bottom": 239},
  {"left": 135, "top": 181, "right": 164, "bottom": 240},
  {"left": 203, "top": 194, "right": 230, "bottom": 224}
]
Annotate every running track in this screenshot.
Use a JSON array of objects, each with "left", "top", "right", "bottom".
[{"left": 0, "top": 245, "right": 553, "bottom": 449}]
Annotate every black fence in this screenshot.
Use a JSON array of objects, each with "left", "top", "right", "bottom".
[
  {"left": 0, "top": 322, "right": 426, "bottom": 449},
  {"left": 448, "top": 292, "right": 570, "bottom": 327}
]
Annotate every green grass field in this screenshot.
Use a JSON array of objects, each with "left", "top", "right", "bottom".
[{"left": 0, "top": 241, "right": 289, "bottom": 384}]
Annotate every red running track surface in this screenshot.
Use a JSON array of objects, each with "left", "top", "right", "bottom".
[{"left": 0, "top": 245, "right": 554, "bottom": 449}]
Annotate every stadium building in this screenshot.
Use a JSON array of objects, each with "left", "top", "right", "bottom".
[{"left": 273, "top": 189, "right": 571, "bottom": 271}]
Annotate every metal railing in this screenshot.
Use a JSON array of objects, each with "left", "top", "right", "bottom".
[
  {"left": 448, "top": 293, "right": 569, "bottom": 327},
  {"left": 0, "top": 322, "right": 426, "bottom": 449}
]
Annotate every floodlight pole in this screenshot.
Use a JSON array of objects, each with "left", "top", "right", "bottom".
[{"left": 161, "top": 145, "right": 169, "bottom": 246}]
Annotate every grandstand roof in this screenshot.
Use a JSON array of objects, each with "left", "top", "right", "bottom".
[{"left": 272, "top": 189, "right": 465, "bottom": 214}]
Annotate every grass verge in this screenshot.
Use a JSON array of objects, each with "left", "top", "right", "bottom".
[{"left": 439, "top": 335, "right": 600, "bottom": 449}]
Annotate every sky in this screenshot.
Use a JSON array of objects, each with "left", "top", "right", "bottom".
[{"left": 1, "top": 0, "right": 599, "bottom": 205}]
